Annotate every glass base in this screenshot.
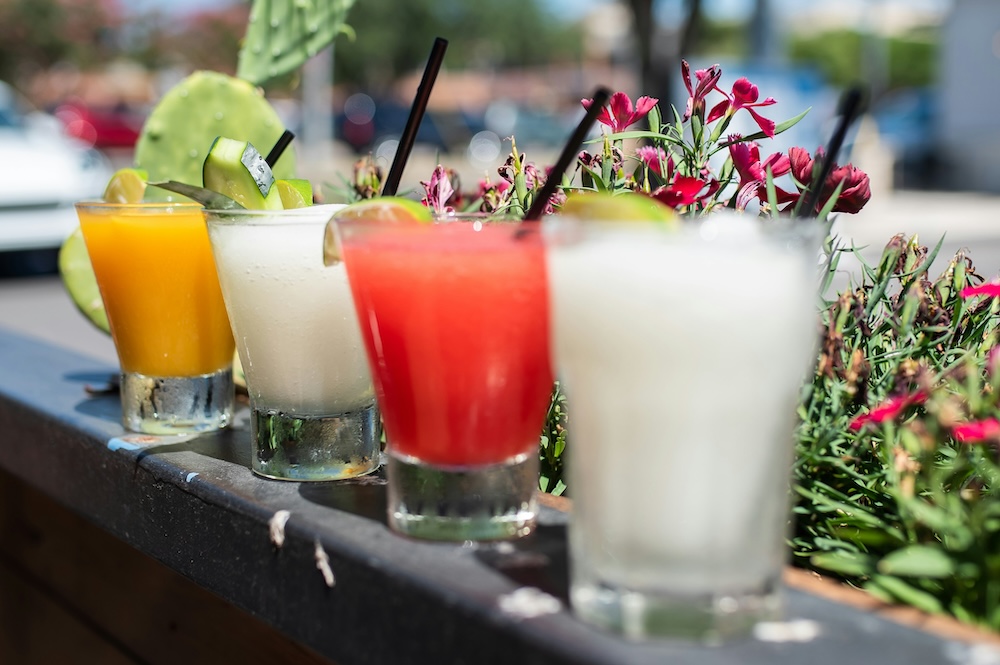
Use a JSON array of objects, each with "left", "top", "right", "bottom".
[
  {"left": 121, "top": 368, "right": 233, "bottom": 434},
  {"left": 251, "top": 403, "right": 381, "bottom": 481},
  {"left": 386, "top": 451, "right": 538, "bottom": 541},
  {"left": 570, "top": 576, "right": 782, "bottom": 643}
]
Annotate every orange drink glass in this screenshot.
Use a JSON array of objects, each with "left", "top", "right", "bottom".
[{"left": 75, "top": 201, "right": 235, "bottom": 433}]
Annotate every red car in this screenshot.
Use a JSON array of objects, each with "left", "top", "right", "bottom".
[{"left": 54, "top": 101, "right": 143, "bottom": 149}]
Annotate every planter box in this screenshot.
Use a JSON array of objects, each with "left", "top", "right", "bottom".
[{"left": 0, "top": 327, "right": 995, "bottom": 664}]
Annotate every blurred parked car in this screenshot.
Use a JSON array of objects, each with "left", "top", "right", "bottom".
[
  {"left": 872, "top": 87, "right": 938, "bottom": 189},
  {"left": 335, "top": 93, "right": 480, "bottom": 155},
  {"left": 0, "top": 81, "right": 112, "bottom": 270},
  {"left": 54, "top": 100, "right": 143, "bottom": 150}
]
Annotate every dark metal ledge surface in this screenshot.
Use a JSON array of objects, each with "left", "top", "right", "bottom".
[{"left": 0, "top": 327, "right": 984, "bottom": 664}]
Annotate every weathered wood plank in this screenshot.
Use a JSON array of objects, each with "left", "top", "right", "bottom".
[{"left": 0, "top": 470, "right": 333, "bottom": 665}]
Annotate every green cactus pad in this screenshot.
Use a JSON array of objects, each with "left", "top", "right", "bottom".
[
  {"left": 237, "top": 0, "right": 355, "bottom": 86},
  {"left": 134, "top": 71, "right": 295, "bottom": 201}
]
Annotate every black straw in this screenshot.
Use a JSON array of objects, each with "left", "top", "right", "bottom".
[
  {"left": 265, "top": 129, "right": 295, "bottom": 168},
  {"left": 381, "top": 37, "right": 449, "bottom": 197},
  {"left": 523, "top": 86, "right": 612, "bottom": 221},
  {"left": 796, "top": 85, "right": 866, "bottom": 218}
]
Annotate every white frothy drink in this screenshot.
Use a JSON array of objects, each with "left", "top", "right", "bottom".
[
  {"left": 207, "top": 205, "right": 374, "bottom": 415},
  {"left": 546, "top": 214, "right": 819, "bottom": 626}
]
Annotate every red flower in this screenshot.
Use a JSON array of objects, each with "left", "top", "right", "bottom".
[
  {"left": 960, "top": 282, "right": 1000, "bottom": 299},
  {"left": 849, "top": 391, "right": 927, "bottom": 432},
  {"left": 788, "top": 147, "right": 871, "bottom": 214},
  {"left": 707, "top": 76, "right": 777, "bottom": 137},
  {"left": 681, "top": 60, "right": 722, "bottom": 122},
  {"left": 728, "top": 136, "right": 792, "bottom": 210},
  {"left": 952, "top": 418, "right": 1000, "bottom": 444},
  {"left": 582, "top": 92, "right": 658, "bottom": 133},
  {"left": 651, "top": 176, "right": 707, "bottom": 208}
]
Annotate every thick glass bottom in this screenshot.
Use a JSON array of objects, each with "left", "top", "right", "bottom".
[
  {"left": 121, "top": 367, "right": 233, "bottom": 434},
  {"left": 251, "top": 403, "right": 380, "bottom": 481},
  {"left": 570, "top": 575, "right": 782, "bottom": 643},
  {"left": 386, "top": 450, "right": 538, "bottom": 541}
]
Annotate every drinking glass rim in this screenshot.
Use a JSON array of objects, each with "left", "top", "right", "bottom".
[
  {"left": 75, "top": 200, "right": 204, "bottom": 212},
  {"left": 202, "top": 203, "right": 346, "bottom": 226},
  {"left": 542, "top": 212, "right": 824, "bottom": 247}
]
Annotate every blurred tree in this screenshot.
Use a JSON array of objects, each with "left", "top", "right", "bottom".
[
  {"left": 167, "top": 5, "right": 250, "bottom": 76},
  {"left": 621, "top": 0, "right": 703, "bottom": 111},
  {"left": 788, "top": 28, "right": 937, "bottom": 94},
  {"left": 0, "top": 0, "right": 122, "bottom": 84},
  {"left": 333, "top": 0, "right": 582, "bottom": 92}
]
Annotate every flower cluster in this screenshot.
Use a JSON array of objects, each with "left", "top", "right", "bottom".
[
  {"left": 346, "top": 60, "right": 872, "bottom": 221},
  {"left": 796, "top": 232, "right": 1000, "bottom": 627}
]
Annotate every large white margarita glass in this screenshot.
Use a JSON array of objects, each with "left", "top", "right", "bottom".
[{"left": 545, "top": 212, "right": 820, "bottom": 641}]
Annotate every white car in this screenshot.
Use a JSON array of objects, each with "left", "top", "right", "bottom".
[{"left": 0, "top": 81, "right": 112, "bottom": 255}]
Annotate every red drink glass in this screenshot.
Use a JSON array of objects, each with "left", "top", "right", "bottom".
[{"left": 337, "top": 215, "right": 553, "bottom": 540}]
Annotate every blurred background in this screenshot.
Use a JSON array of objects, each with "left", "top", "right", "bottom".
[
  {"left": 3, "top": 0, "right": 1000, "bottom": 371},
  {"left": 0, "top": 0, "right": 989, "bottom": 269}
]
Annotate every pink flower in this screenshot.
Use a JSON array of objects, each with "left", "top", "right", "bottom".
[
  {"left": 707, "top": 76, "right": 777, "bottom": 137},
  {"left": 952, "top": 418, "right": 1000, "bottom": 444},
  {"left": 477, "top": 176, "right": 511, "bottom": 214},
  {"left": 420, "top": 165, "right": 455, "bottom": 215},
  {"left": 961, "top": 282, "right": 1000, "bottom": 299},
  {"left": 989, "top": 347, "right": 1000, "bottom": 377},
  {"left": 635, "top": 146, "right": 670, "bottom": 176},
  {"left": 849, "top": 391, "right": 928, "bottom": 432},
  {"left": 728, "top": 136, "right": 791, "bottom": 210},
  {"left": 582, "top": 92, "right": 658, "bottom": 133},
  {"left": 681, "top": 60, "right": 722, "bottom": 122}
]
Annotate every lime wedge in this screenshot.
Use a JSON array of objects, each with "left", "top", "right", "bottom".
[
  {"left": 103, "top": 168, "right": 148, "bottom": 203},
  {"left": 276, "top": 179, "right": 313, "bottom": 209},
  {"left": 322, "top": 197, "right": 432, "bottom": 266},
  {"left": 560, "top": 191, "right": 678, "bottom": 224},
  {"left": 58, "top": 227, "right": 109, "bottom": 334}
]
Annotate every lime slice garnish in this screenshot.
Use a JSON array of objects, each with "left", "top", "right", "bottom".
[
  {"left": 276, "top": 179, "right": 313, "bottom": 209},
  {"left": 322, "top": 197, "right": 432, "bottom": 266},
  {"left": 58, "top": 227, "right": 110, "bottom": 334},
  {"left": 102, "top": 168, "right": 148, "bottom": 203},
  {"left": 560, "top": 191, "right": 678, "bottom": 224}
]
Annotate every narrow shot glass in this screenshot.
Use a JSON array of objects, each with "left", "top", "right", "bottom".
[
  {"left": 336, "top": 213, "right": 553, "bottom": 540},
  {"left": 205, "top": 204, "right": 380, "bottom": 481},
  {"left": 75, "top": 201, "right": 235, "bottom": 434},
  {"left": 545, "top": 212, "right": 821, "bottom": 642}
]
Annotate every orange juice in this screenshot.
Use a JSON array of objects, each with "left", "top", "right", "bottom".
[{"left": 76, "top": 202, "right": 234, "bottom": 377}]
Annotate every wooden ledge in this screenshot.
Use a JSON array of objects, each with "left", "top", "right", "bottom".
[{"left": 0, "top": 327, "right": 992, "bottom": 665}]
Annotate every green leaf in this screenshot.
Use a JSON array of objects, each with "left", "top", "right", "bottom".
[
  {"left": 647, "top": 104, "right": 661, "bottom": 135},
  {"left": 712, "top": 109, "right": 810, "bottom": 152},
  {"left": 764, "top": 165, "right": 779, "bottom": 216},
  {"left": 867, "top": 575, "right": 944, "bottom": 614},
  {"left": 811, "top": 550, "right": 873, "bottom": 577},
  {"left": 878, "top": 545, "right": 955, "bottom": 578},
  {"left": 815, "top": 179, "right": 845, "bottom": 220}
]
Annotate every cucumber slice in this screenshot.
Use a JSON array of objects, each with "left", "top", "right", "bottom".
[{"left": 202, "top": 137, "right": 283, "bottom": 210}]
